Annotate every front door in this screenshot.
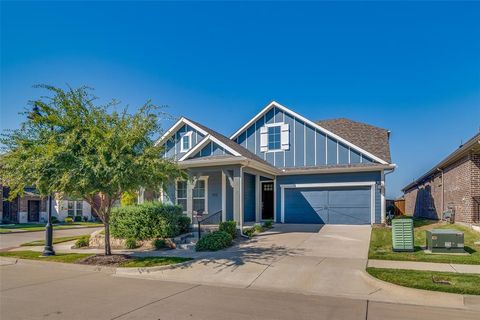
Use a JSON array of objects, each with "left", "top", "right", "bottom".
[
  {"left": 28, "top": 200, "right": 40, "bottom": 222},
  {"left": 261, "top": 182, "right": 274, "bottom": 220}
]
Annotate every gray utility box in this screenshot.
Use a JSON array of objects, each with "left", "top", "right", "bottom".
[
  {"left": 426, "top": 229, "right": 464, "bottom": 253},
  {"left": 392, "top": 219, "right": 414, "bottom": 252}
]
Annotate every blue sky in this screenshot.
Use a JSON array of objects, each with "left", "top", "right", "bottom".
[{"left": 1, "top": 2, "right": 479, "bottom": 198}]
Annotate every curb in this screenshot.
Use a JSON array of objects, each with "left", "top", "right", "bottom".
[
  {"left": 362, "top": 268, "right": 480, "bottom": 310},
  {"left": 0, "top": 256, "right": 194, "bottom": 275},
  {"left": 0, "top": 225, "right": 103, "bottom": 235}
]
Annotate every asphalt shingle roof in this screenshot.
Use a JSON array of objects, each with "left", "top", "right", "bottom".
[{"left": 316, "top": 118, "right": 391, "bottom": 163}]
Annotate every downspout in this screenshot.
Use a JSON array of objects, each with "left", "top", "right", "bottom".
[
  {"left": 383, "top": 167, "right": 395, "bottom": 220},
  {"left": 437, "top": 168, "right": 444, "bottom": 219}
]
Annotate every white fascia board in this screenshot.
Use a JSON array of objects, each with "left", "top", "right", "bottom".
[
  {"left": 179, "top": 156, "right": 248, "bottom": 168},
  {"left": 179, "top": 135, "right": 242, "bottom": 161},
  {"left": 155, "top": 117, "right": 209, "bottom": 147},
  {"left": 230, "top": 101, "right": 389, "bottom": 165},
  {"left": 279, "top": 164, "right": 396, "bottom": 175}
]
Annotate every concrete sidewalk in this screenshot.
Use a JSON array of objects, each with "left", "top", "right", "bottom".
[{"left": 368, "top": 259, "right": 480, "bottom": 274}]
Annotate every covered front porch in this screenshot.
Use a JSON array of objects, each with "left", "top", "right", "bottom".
[{"left": 163, "top": 161, "right": 277, "bottom": 227}]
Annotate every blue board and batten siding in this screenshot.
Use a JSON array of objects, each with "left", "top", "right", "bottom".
[
  {"left": 163, "top": 124, "right": 205, "bottom": 160},
  {"left": 276, "top": 172, "right": 382, "bottom": 224},
  {"left": 192, "top": 142, "right": 232, "bottom": 158},
  {"left": 235, "top": 106, "right": 375, "bottom": 168}
]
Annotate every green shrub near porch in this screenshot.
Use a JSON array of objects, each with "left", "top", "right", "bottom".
[
  {"left": 110, "top": 202, "right": 188, "bottom": 241},
  {"left": 219, "top": 221, "right": 237, "bottom": 238},
  {"left": 196, "top": 231, "right": 233, "bottom": 251}
]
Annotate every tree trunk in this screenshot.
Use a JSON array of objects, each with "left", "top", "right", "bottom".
[{"left": 104, "top": 221, "right": 111, "bottom": 255}]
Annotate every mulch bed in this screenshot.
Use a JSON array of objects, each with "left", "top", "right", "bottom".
[{"left": 77, "top": 254, "right": 132, "bottom": 267}]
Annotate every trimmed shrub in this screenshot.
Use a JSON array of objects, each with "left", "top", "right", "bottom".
[
  {"left": 83, "top": 216, "right": 89, "bottom": 222},
  {"left": 74, "top": 215, "right": 82, "bottom": 222},
  {"left": 178, "top": 215, "right": 192, "bottom": 234},
  {"left": 244, "top": 228, "right": 255, "bottom": 238},
  {"left": 152, "top": 238, "right": 166, "bottom": 250},
  {"left": 195, "top": 231, "right": 233, "bottom": 251},
  {"left": 64, "top": 217, "right": 74, "bottom": 223},
  {"left": 110, "top": 202, "right": 185, "bottom": 241},
  {"left": 74, "top": 235, "right": 90, "bottom": 248},
  {"left": 263, "top": 220, "right": 273, "bottom": 229},
  {"left": 219, "top": 221, "right": 237, "bottom": 239},
  {"left": 125, "top": 238, "right": 137, "bottom": 249},
  {"left": 51, "top": 216, "right": 59, "bottom": 224}
]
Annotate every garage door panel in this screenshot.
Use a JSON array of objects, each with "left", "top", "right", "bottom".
[
  {"left": 284, "top": 189, "right": 326, "bottom": 223},
  {"left": 284, "top": 186, "right": 371, "bottom": 225}
]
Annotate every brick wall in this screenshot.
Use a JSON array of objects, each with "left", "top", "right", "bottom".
[{"left": 404, "top": 153, "right": 479, "bottom": 224}]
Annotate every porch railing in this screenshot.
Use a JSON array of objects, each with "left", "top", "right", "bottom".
[{"left": 197, "top": 210, "right": 222, "bottom": 239}]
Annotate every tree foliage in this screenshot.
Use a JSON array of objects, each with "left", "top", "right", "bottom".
[{"left": 0, "top": 85, "right": 186, "bottom": 254}]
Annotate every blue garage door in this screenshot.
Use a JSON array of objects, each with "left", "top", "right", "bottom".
[{"left": 284, "top": 186, "right": 371, "bottom": 224}]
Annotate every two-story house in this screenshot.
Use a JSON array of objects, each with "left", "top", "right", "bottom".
[{"left": 154, "top": 101, "right": 395, "bottom": 226}]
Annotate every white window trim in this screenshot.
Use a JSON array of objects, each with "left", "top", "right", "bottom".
[
  {"left": 180, "top": 132, "right": 193, "bottom": 152},
  {"left": 175, "top": 180, "right": 188, "bottom": 213},
  {"left": 66, "top": 200, "right": 83, "bottom": 217},
  {"left": 279, "top": 182, "right": 376, "bottom": 225},
  {"left": 192, "top": 177, "right": 209, "bottom": 214},
  {"left": 265, "top": 123, "right": 283, "bottom": 152}
]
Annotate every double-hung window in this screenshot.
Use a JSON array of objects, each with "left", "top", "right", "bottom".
[
  {"left": 176, "top": 181, "right": 188, "bottom": 212},
  {"left": 192, "top": 180, "right": 206, "bottom": 214},
  {"left": 260, "top": 123, "right": 289, "bottom": 152}
]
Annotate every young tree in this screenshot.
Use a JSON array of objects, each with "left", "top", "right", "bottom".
[{"left": 0, "top": 85, "right": 185, "bottom": 255}]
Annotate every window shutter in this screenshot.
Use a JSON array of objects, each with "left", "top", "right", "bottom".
[
  {"left": 260, "top": 126, "right": 268, "bottom": 152},
  {"left": 280, "top": 123, "right": 290, "bottom": 150}
]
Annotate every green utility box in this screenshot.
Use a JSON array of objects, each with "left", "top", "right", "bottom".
[
  {"left": 392, "top": 219, "right": 414, "bottom": 252},
  {"left": 426, "top": 229, "right": 464, "bottom": 254}
]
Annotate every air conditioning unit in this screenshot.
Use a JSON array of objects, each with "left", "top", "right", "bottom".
[{"left": 426, "top": 229, "right": 464, "bottom": 254}]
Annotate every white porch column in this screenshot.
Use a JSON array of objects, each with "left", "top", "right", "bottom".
[
  {"left": 221, "top": 171, "right": 226, "bottom": 221},
  {"left": 255, "top": 175, "right": 261, "bottom": 222}
]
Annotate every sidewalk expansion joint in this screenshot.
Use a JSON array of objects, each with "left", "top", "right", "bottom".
[{"left": 110, "top": 284, "right": 201, "bottom": 320}]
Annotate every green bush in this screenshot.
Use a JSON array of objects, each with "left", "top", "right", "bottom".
[
  {"left": 74, "top": 235, "right": 90, "bottom": 248},
  {"left": 51, "top": 216, "right": 59, "bottom": 224},
  {"left": 110, "top": 202, "right": 185, "bottom": 241},
  {"left": 195, "top": 231, "right": 233, "bottom": 251},
  {"left": 83, "top": 216, "right": 89, "bottom": 222},
  {"left": 178, "top": 215, "right": 191, "bottom": 234},
  {"left": 125, "top": 238, "right": 137, "bottom": 249},
  {"left": 64, "top": 217, "right": 74, "bottom": 223},
  {"left": 219, "top": 221, "right": 237, "bottom": 238},
  {"left": 263, "top": 220, "right": 273, "bottom": 229},
  {"left": 244, "top": 228, "right": 255, "bottom": 238},
  {"left": 74, "top": 216, "right": 82, "bottom": 222},
  {"left": 152, "top": 238, "right": 166, "bottom": 250}
]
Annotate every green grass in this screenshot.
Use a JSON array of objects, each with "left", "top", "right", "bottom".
[
  {"left": 20, "top": 235, "right": 88, "bottom": 246},
  {"left": 0, "top": 250, "right": 93, "bottom": 263},
  {"left": 119, "top": 257, "right": 192, "bottom": 268},
  {"left": 0, "top": 222, "right": 103, "bottom": 232},
  {"left": 0, "top": 250, "right": 191, "bottom": 268},
  {"left": 367, "top": 267, "right": 480, "bottom": 295},
  {"left": 369, "top": 218, "right": 480, "bottom": 265}
]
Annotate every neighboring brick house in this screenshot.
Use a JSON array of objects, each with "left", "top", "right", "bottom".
[
  {"left": 1, "top": 185, "right": 94, "bottom": 223},
  {"left": 402, "top": 133, "right": 480, "bottom": 224}
]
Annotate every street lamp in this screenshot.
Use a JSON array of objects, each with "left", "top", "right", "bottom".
[{"left": 29, "top": 105, "right": 55, "bottom": 256}]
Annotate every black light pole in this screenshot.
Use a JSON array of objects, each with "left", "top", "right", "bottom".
[{"left": 29, "top": 105, "right": 55, "bottom": 256}]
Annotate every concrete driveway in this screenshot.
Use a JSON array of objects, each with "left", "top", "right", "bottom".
[{"left": 123, "top": 224, "right": 375, "bottom": 297}]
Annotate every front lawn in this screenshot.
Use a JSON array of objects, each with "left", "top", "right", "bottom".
[
  {"left": 369, "top": 218, "right": 480, "bottom": 265},
  {"left": 367, "top": 267, "right": 480, "bottom": 295},
  {"left": 0, "top": 250, "right": 191, "bottom": 268},
  {"left": 0, "top": 222, "right": 103, "bottom": 232},
  {"left": 20, "top": 235, "right": 88, "bottom": 246}
]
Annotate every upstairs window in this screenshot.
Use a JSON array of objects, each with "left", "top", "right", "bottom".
[
  {"left": 180, "top": 132, "right": 192, "bottom": 152},
  {"left": 267, "top": 125, "right": 281, "bottom": 150}
]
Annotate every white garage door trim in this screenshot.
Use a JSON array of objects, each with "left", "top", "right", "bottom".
[{"left": 280, "top": 182, "right": 376, "bottom": 225}]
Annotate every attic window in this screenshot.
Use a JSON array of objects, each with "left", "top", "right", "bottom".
[
  {"left": 181, "top": 132, "right": 193, "bottom": 152},
  {"left": 260, "top": 123, "right": 290, "bottom": 152}
]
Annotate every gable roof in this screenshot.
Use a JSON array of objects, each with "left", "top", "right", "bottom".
[
  {"left": 316, "top": 118, "right": 391, "bottom": 163},
  {"left": 154, "top": 117, "right": 208, "bottom": 146},
  {"left": 180, "top": 118, "right": 278, "bottom": 169},
  {"left": 230, "top": 101, "right": 390, "bottom": 165}
]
